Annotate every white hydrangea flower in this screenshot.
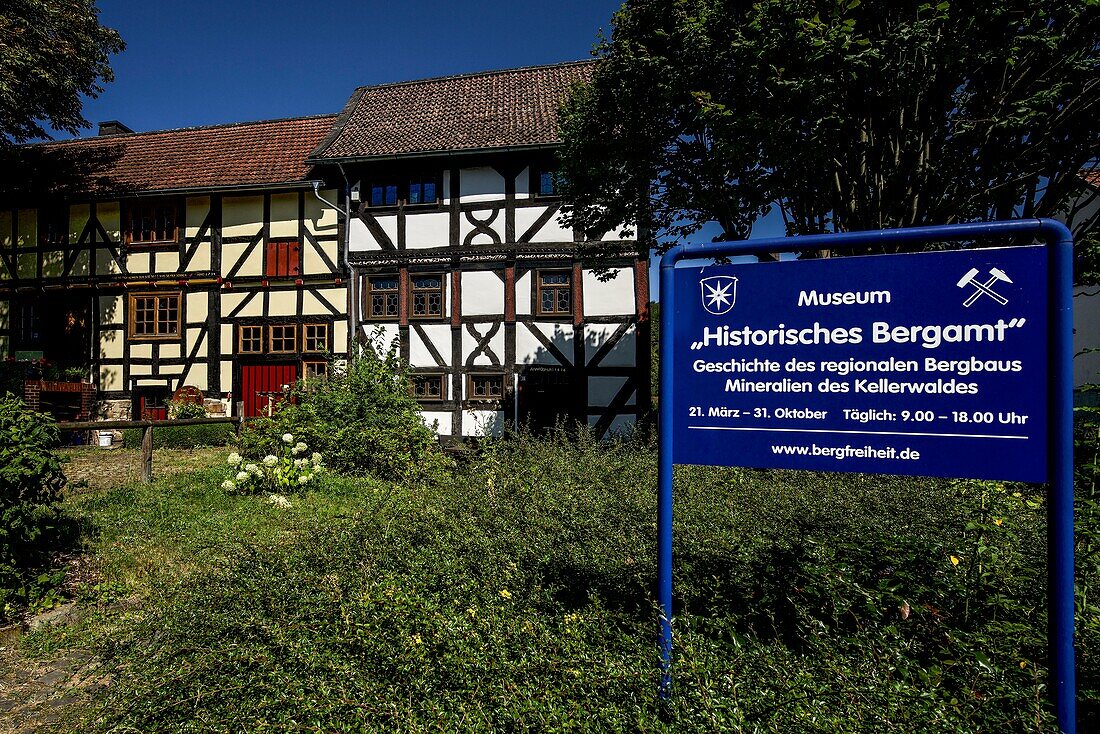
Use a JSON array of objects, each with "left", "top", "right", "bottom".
[
  {"left": 235, "top": 471, "right": 250, "bottom": 482},
  {"left": 221, "top": 480, "right": 236, "bottom": 491},
  {"left": 293, "top": 458, "right": 305, "bottom": 467},
  {"left": 299, "top": 474, "right": 311, "bottom": 485},
  {"left": 245, "top": 463, "right": 261, "bottom": 475},
  {"left": 263, "top": 455, "right": 278, "bottom": 466},
  {"left": 227, "top": 452, "right": 242, "bottom": 466},
  {"left": 292, "top": 442, "right": 307, "bottom": 455},
  {"left": 282, "top": 433, "right": 294, "bottom": 444},
  {"left": 311, "top": 452, "right": 322, "bottom": 463},
  {"left": 267, "top": 493, "right": 292, "bottom": 508}
]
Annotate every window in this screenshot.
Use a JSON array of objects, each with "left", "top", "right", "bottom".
[
  {"left": 129, "top": 293, "right": 181, "bottom": 339},
  {"left": 410, "top": 274, "right": 444, "bottom": 318},
  {"left": 407, "top": 177, "right": 438, "bottom": 205},
  {"left": 264, "top": 239, "right": 301, "bottom": 277},
  {"left": 239, "top": 325, "right": 264, "bottom": 353},
  {"left": 126, "top": 200, "right": 178, "bottom": 245},
  {"left": 532, "top": 167, "right": 558, "bottom": 197},
  {"left": 536, "top": 270, "right": 572, "bottom": 316},
  {"left": 369, "top": 182, "right": 399, "bottom": 207},
  {"left": 303, "top": 361, "right": 329, "bottom": 381},
  {"left": 269, "top": 324, "right": 297, "bottom": 353},
  {"left": 410, "top": 373, "right": 446, "bottom": 400},
  {"left": 303, "top": 323, "right": 329, "bottom": 353},
  {"left": 365, "top": 275, "right": 399, "bottom": 319},
  {"left": 367, "top": 177, "right": 439, "bottom": 207},
  {"left": 38, "top": 205, "right": 67, "bottom": 246},
  {"left": 468, "top": 374, "right": 504, "bottom": 401}
]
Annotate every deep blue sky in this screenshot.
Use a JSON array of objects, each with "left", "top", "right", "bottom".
[
  {"left": 77, "top": 0, "right": 620, "bottom": 134},
  {"left": 75, "top": 0, "right": 784, "bottom": 294}
]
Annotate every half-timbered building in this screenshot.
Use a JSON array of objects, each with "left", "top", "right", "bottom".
[
  {"left": 308, "top": 61, "right": 650, "bottom": 438},
  {"left": 0, "top": 116, "right": 347, "bottom": 419}
]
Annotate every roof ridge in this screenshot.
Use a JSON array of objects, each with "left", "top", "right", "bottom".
[
  {"left": 348, "top": 59, "right": 595, "bottom": 95},
  {"left": 32, "top": 112, "right": 340, "bottom": 147}
]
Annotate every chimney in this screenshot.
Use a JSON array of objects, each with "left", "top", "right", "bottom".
[{"left": 97, "top": 120, "right": 133, "bottom": 137}]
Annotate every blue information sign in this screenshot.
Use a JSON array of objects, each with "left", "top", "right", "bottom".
[{"left": 670, "top": 246, "right": 1047, "bottom": 482}]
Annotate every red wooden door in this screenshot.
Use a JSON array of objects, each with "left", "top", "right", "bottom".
[{"left": 240, "top": 362, "right": 299, "bottom": 417}]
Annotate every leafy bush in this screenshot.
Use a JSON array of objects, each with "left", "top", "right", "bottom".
[
  {"left": 168, "top": 399, "right": 207, "bottom": 420},
  {"left": 122, "top": 423, "right": 235, "bottom": 449},
  {"left": 222, "top": 433, "right": 323, "bottom": 494},
  {"left": 0, "top": 397, "right": 68, "bottom": 619},
  {"left": 238, "top": 331, "right": 451, "bottom": 482},
  {"left": 76, "top": 428, "right": 1098, "bottom": 732}
]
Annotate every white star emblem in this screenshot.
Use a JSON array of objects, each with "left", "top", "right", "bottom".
[{"left": 699, "top": 275, "right": 738, "bottom": 315}]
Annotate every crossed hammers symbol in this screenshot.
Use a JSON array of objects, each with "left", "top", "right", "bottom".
[{"left": 957, "top": 267, "right": 1012, "bottom": 307}]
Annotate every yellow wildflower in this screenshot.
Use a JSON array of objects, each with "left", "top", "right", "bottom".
[
  {"left": 499, "top": 589, "right": 513, "bottom": 600},
  {"left": 950, "top": 555, "right": 961, "bottom": 566},
  {"left": 993, "top": 518, "right": 1003, "bottom": 526}
]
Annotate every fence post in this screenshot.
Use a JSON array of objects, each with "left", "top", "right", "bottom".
[{"left": 141, "top": 424, "right": 153, "bottom": 483}]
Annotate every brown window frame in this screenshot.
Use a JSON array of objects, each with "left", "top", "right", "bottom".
[
  {"left": 364, "top": 274, "right": 400, "bottom": 320},
  {"left": 535, "top": 269, "right": 572, "bottom": 316},
  {"left": 466, "top": 373, "right": 504, "bottom": 402},
  {"left": 128, "top": 292, "right": 182, "bottom": 341},
  {"left": 264, "top": 238, "right": 301, "bottom": 278},
  {"left": 124, "top": 199, "right": 180, "bottom": 246},
  {"left": 409, "top": 272, "right": 445, "bottom": 320},
  {"left": 238, "top": 324, "right": 264, "bottom": 354},
  {"left": 302, "top": 323, "right": 329, "bottom": 353},
  {"left": 410, "top": 373, "right": 447, "bottom": 400},
  {"left": 303, "top": 360, "right": 329, "bottom": 381},
  {"left": 268, "top": 323, "right": 298, "bottom": 354}
]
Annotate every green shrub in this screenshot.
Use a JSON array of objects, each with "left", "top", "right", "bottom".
[
  {"left": 168, "top": 399, "right": 207, "bottom": 420},
  {"left": 238, "top": 331, "right": 451, "bottom": 482},
  {"left": 122, "top": 423, "right": 235, "bottom": 449},
  {"left": 0, "top": 397, "right": 68, "bottom": 619},
  {"left": 77, "top": 428, "right": 1097, "bottom": 732},
  {"left": 222, "top": 434, "right": 324, "bottom": 495}
]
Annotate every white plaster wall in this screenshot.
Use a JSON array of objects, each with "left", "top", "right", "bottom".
[
  {"left": 420, "top": 411, "right": 452, "bottom": 435},
  {"left": 186, "top": 363, "right": 208, "bottom": 392},
  {"left": 460, "top": 167, "right": 505, "bottom": 203},
  {"left": 305, "top": 189, "right": 339, "bottom": 237},
  {"left": 459, "top": 212, "right": 504, "bottom": 245},
  {"left": 158, "top": 252, "right": 181, "bottom": 272},
  {"left": 269, "top": 194, "right": 298, "bottom": 238},
  {"left": 461, "top": 270, "right": 504, "bottom": 315},
  {"left": 409, "top": 324, "right": 451, "bottom": 367},
  {"left": 463, "top": 409, "right": 504, "bottom": 436},
  {"left": 376, "top": 214, "right": 398, "bottom": 247},
  {"left": 362, "top": 323, "right": 400, "bottom": 355},
  {"left": 221, "top": 292, "right": 263, "bottom": 318},
  {"left": 514, "top": 167, "right": 530, "bottom": 199},
  {"left": 583, "top": 267, "right": 635, "bottom": 316},
  {"left": 1075, "top": 286, "right": 1100, "bottom": 388},
  {"left": 515, "top": 271, "right": 532, "bottom": 316},
  {"left": 349, "top": 217, "right": 375, "bottom": 251},
  {"left": 584, "top": 323, "right": 637, "bottom": 368},
  {"left": 222, "top": 196, "right": 263, "bottom": 238},
  {"left": 220, "top": 324, "right": 233, "bottom": 354},
  {"left": 185, "top": 196, "right": 211, "bottom": 238},
  {"left": 186, "top": 292, "right": 208, "bottom": 322},
  {"left": 588, "top": 376, "right": 635, "bottom": 407},
  {"left": 516, "top": 206, "right": 573, "bottom": 243},
  {"left": 461, "top": 326, "right": 505, "bottom": 366},
  {"left": 516, "top": 321, "right": 573, "bottom": 365},
  {"left": 405, "top": 211, "right": 449, "bottom": 249},
  {"left": 128, "top": 252, "right": 151, "bottom": 274}
]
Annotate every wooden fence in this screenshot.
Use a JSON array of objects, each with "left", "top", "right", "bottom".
[{"left": 56, "top": 417, "right": 243, "bottom": 483}]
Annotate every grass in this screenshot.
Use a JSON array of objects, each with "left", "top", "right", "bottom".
[{"left": 18, "top": 432, "right": 1099, "bottom": 732}]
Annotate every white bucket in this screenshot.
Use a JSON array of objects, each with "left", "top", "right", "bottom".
[{"left": 97, "top": 431, "right": 112, "bottom": 448}]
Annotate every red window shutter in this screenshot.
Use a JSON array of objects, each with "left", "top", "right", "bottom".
[{"left": 265, "top": 242, "right": 277, "bottom": 277}]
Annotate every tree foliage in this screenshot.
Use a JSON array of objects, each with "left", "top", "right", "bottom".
[
  {"left": 558, "top": 0, "right": 1100, "bottom": 252},
  {"left": 0, "top": 0, "right": 124, "bottom": 147}
]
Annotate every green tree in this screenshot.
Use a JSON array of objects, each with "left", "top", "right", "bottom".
[
  {"left": 0, "top": 0, "right": 124, "bottom": 147},
  {"left": 559, "top": 0, "right": 1100, "bottom": 252}
]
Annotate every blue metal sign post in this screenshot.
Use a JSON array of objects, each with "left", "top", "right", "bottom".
[{"left": 657, "top": 219, "right": 1076, "bottom": 732}]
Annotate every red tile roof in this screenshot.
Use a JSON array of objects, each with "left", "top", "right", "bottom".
[
  {"left": 310, "top": 61, "right": 594, "bottom": 161},
  {"left": 9, "top": 114, "right": 338, "bottom": 196},
  {"left": 1082, "top": 168, "right": 1100, "bottom": 189}
]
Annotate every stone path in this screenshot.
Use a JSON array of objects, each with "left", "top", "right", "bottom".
[{"left": 0, "top": 630, "right": 108, "bottom": 734}]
